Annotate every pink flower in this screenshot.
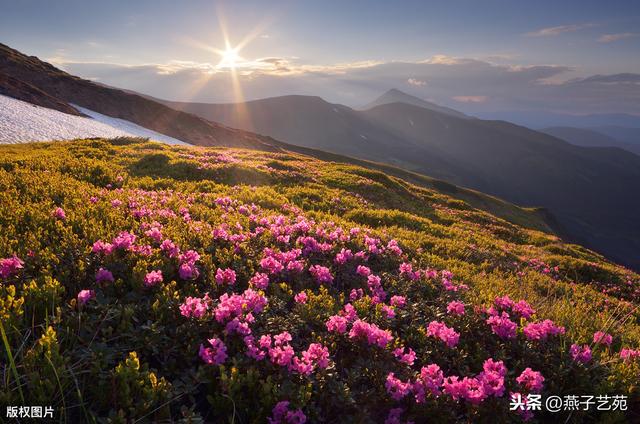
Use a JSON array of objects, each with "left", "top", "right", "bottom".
[
  {"left": 160, "top": 239, "right": 180, "bottom": 258},
  {"left": 385, "top": 408, "right": 406, "bottom": 424},
  {"left": 294, "top": 292, "right": 308, "bottom": 304},
  {"left": 199, "top": 337, "right": 227, "bottom": 365},
  {"left": 291, "top": 343, "right": 330, "bottom": 375},
  {"left": 112, "top": 231, "right": 136, "bottom": 250},
  {"left": 215, "top": 268, "right": 237, "bottom": 286},
  {"left": 77, "top": 289, "right": 95, "bottom": 306},
  {"left": 486, "top": 312, "right": 517, "bottom": 339},
  {"left": 393, "top": 347, "right": 416, "bottom": 366},
  {"left": 413, "top": 364, "right": 444, "bottom": 401},
  {"left": 0, "top": 255, "right": 24, "bottom": 279},
  {"left": 516, "top": 368, "right": 544, "bottom": 393},
  {"left": 390, "top": 295, "right": 406, "bottom": 308},
  {"left": 95, "top": 268, "right": 114, "bottom": 283},
  {"left": 326, "top": 315, "right": 348, "bottom": 334},
  {"left": 356, "top": 265, "right": 371, "bottom": 277},
  {"left": 385, "top": 372, "right": 412, "bottom": 400},
  {"left": 593, "top": 331, "right": 613, "bottom": 346},
  {"left": 52, "top": 207, "right": 66, "bottom": 220},
  {"left": 309, "top": 265, "right": 333, "bottom": 284},
  {"left": 620, "top": 348, "right": 640, "bottom": 361},
  {"left": 92, "top": 240, "right": 114, "bottom": 255},
  {"left": 180, "top": 295, "right": 211, "bottom": 319},
  {"left": 399, "top": 262, "right": 420, "bottom": 280},
  {"left": 570, "top": 344, "right": 592, "bottom": 363},
  {"left": 249, "top": 272, "right": 269, "bottom": 289},
  {"left": 268, "top": 401, "right": 306, "bottom": 424},
  {"left": 511, "top": 300, "right": 535, "bottom": 319},
  {"left": 348, "top": 319, "right": 393, "bottom": 348},
  {"left": 143, "top": 270, "right": 163, "bottom": 287},
  {"left": 523, "top": 320, "right": 565, "bottom": 341},
  {"left": 426, "top": 321, "right": 460, "bottom": 348},
  {"left": 483, "top": 358, "right": 507, "bottom": 377},
  {"left": 446, "top": 301, "right": 465, "bottom": 316}
]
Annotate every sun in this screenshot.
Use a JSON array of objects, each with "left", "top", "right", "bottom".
[{"left": 217, "top": 47, "right": 241, "bottom": 69}]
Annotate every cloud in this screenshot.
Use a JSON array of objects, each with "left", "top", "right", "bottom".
[
  {"left": 598, "top": 32, "right": 639, "bottom": 43},
  {"left": 452, "top": 96, "right": 487, "bottom": 103},
  {"left": 55, "top": 55, "right": 640, "bottom": 115},
  {"left": 524, "top": 23, "right": 596, "bottom": 37},
  {"left": 407, "top": 78, "right": 426, "bottom": 86}
]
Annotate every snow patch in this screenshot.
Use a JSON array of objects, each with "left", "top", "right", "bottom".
[{"left": 0, "top": 94, "right": 189, "bottom": 145}]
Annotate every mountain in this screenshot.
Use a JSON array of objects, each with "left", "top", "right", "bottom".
[
  {"left": 0, "top": 43, "right": 279, "bottom": 150},
  {"left": 589, "top": 126, "right": 640, "bottom": 145},
  {"left": 475, "top": 110, "right": 640, "bottom": 129},
  {"left": 540, "top": 126, "right": 640, "bottom": 156},
  {"left": 361, "top": 88, "right": 470, "bottom": 119},
  {"left": 159, "top": 94, "right": 640, "bottom": 271},
  {"left": 1, "top": 137, "right": 638, "bottom": 422}
]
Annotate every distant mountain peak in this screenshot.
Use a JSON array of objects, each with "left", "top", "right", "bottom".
[{"left": 362, "top": 88, "right": 469, "bottom": 119}]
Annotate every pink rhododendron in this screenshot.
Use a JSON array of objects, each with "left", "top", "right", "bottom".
[
  {"left": 52, "top": 207, "right": 66, "bottom": 220},
  {"left": 516, "top": 368, "right": 545, "bottom": 393},
  {"left": 249, "top": 272, "right": 269, "bottom": 289},
  {"left": 390, "top": 295, "right": 406, "bottom": 308},
  {"left": 268, "top": 401, "right": 306, "bottom": 424},
  {"left": 593, "top": 331, "right": 613, "bottom": 346},
  {"left": 349, "top": 319, "right": 393, "bottom": 348},
  {"left": 309, "top": 264, "right": 333, "bottom": 284},
  {"left": 393, "top": 347, "right": 416, "bottom": 366},
  {"left": 199, "top": 337, "right": 227, "bottom": 365},
  {"left": 95, "top": 268, "right": 114, "bottom": 283},
  {"left": 143, "top": 270, "right": 163, "bottom": 287},
  {"left": 326, "top": 315, "right": 348, "bottom": 334},
  {"left": 620, "top": 348, "right": 640, "bottom": 361},
  {"left": 570, "top": 344, "right": 592, "bottom": 363},
  {"left": 215, "top": 267, "right": 237, "bottom": 286},
  {"left": 426, "top": 321, "right": 460, "bottom": 348},
  {"left": 180, "top": 294, "right": 211, "bottom": 319},
  {"left": 413, "top": 364, "right": 444, "bottom": 402},
  {"left": 0, "top": 255, "right": 24, "bottom": 279},
  {"left": 486, "top": 312, "right": 517, "bottom": 339},
  {"left": 385, "top": 372, "right": 412, "bottom": 400},
  {"left": 447, "top": 300, "right": 465, "bottom": 316},
  {"left": 523, "top": 320, "right": 565, "bottom": 341},
  {"left": 294, "top": 292, "right": 308, "bottom": 304},
  {"left": 77, "top": 289, "right": 95, "bottom": 306}
]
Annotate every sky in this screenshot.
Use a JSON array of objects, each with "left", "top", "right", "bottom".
[{"left": 1, "top": 0, "right": 640, "bottom": 115}]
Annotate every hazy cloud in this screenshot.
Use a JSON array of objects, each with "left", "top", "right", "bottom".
[
  {"left": 55, "top": 55, "right": 640, "bottom": 115},
  {"left": 524, "top": 23, "right": 596, "bottom": 37},
  {"left": 598, "top": 32, "right": 639, "bottom": 43}
]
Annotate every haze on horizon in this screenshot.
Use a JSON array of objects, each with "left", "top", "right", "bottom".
[{"left": 1, "top": 0, "right": 639, "bottom": 117}]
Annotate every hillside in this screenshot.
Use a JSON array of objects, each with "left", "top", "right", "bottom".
[
  {"left": 540, "top": 126, "right": 640, "bottom": 156},
  {"left": 0, "top": 138, "right": 639, "bottom": 422},
  {"left": 159, "top": 94, "right": 640, "bottom": 271}
]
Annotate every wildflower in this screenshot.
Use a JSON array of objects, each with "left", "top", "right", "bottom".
[
  {"left": 399, "top": 262, "right": 420, "bottom": 280},
  {"left": 291, "top": 343, "right": 330, "bottom": 375},
  {"left": 570, "top": 344, "right": 592, "bottom": 363},
  {"left": 447, "top": 300, "right": 465, "bottom": 316},
  {"left": 294, "top": 292, "right": 308, "bottom": 304},
  {"left": 393, "top": 347, "right": 416, "bottom": 366},
  {"left": 511, "top": 300, "right": 535, "bottom": 319},
  {"left": 77, "top": 289, "right": 95, "bottom": 306},
  {"left": 160, "top": 239, "right": 180, "bottom": 258},
  {"left": 249, "top": 272, "right": 269, "bottom": 289},
  {"left": 523, "top": 320, "right": 565, "bottom": 341},
  {"left": 413, "top": 364, "right": 444, "bottom": 401},
  {"left": 356, "top": 265, "right": 371, "bottom": 277},
  {"left": 179, "top": 295, "right": 211, "bottom": 319},
  {"left": 0, "top": 255, "right": 24, "bottom": 279},
  {"left": 620, "top": 348, "right": 640, "bottom": 361},
  {"left": 261, "top": 255, "right": 284, "bottom": 275},
  {"left": 52, "top": 207, "right": 66, "bottom": 220},
  {"left": 516, "top": 368, "right": 544, "bottom": 393},
  {"left": 143, "top": 270, "right": 163, "bottom": 287},
  {"left": 390, "top": 295, "right": 406, "bottom": 308},
  {"left": 309, "top": 265, "right": 333, "bottom": 284},
  {"left": 268, "top": 401, "right": 306, "bottom": 424},
  {"left": 199, "top": 337, "right": 227, "bottom": 365},
  {"left": 215, "top": 267, "right": 237, "bottom": 286},
  {"left": 385, "top": 372, "right": 412, "bottom": 400},
  {"left": 326, "top": 315, "right": 348, "bottom": 334},
  {"left": 92, "top": 240, "right": 114, "bottom": 255},
  {"left": 95, "top": 268, "right": 114, "bottom": 283},
  {"left": 349, "top": 319, "right": 393, "bottom": 348},
  {"left": 593, "top": 331, "right": 613, "bottom": 346},
  {"left": 112, "top": 231, "right": 136, "bottom": 250},
  {"left": 426, "top": 321, "right": 460, "bottom": 348},
  {"left": 486, "top": 312, "right": 517, "bottom": 339}
]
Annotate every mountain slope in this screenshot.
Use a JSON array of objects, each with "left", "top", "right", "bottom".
[
  {"left": 1, "top": 138, "right": 639, "bottom": 422},
  {"left": 540, "top": 126, "right": 640, "bottom": 156},
  {"left": 0, "top": 43, "right": 279, "bottom": 150},
  {"left": 361, "top": 88, "right": 470, "bottom": 119},
  {"left": 159, "top": 95, "right": 640, "bottom": 271}
]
